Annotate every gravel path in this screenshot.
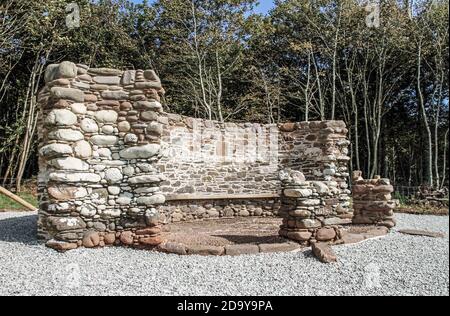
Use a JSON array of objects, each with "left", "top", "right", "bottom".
[{"left": 0, "top": 212, "right": 448, "bottom": 296}]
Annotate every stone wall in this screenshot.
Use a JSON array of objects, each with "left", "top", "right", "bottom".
[
  {"left": 155, "top": 115, "right": 280, "bottom": 222},
  {"left": 158, "top": 115, "right": 279, "bottom": 196},
  {"left": 158, "top": 198, "right": 281, "bottom": 223},
  {"left": 352, "top": 171, "right": 397, "bottom": 228},
  {"left": 155, "top": 119, "right": 351, "bottom": 223},
  {"left": 37, "top": 61, "right": 352, "bottom": 251}
]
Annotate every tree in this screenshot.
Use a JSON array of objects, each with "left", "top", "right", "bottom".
[
  {"left": 0, "top": 0, "right": 448, "bottom": 190},
  {"left": 150, "top": 0, "right": 257, "bottom": 121}
]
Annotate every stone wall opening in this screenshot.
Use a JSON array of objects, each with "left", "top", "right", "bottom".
[{"left": 38, "top": 61, "right": 391, "bottom": 254}]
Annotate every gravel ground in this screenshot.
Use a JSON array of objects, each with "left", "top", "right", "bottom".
[{"left": 0, "top": 212, "right": 448, "bottom": 296}]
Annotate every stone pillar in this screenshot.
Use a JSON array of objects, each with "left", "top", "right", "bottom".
[
  {"left": 38, "top": 61, "right": 167, "bottom": 251},
  {"left": 278, "top": 170, "right": 346, "bottom": 245},
  {"left": 318, "top": 121, "right": 352, "bottom": 217},
  {"left": 352, "top": 171, "right": 397, "bottom": 228},
  {"left": 278, "top": 121, "right": 352, "bottom": 218}
]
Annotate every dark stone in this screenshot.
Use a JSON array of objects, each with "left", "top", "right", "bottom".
[
  {"left": 92, "top": 189, "right": 109, "bottom": 201},
  {"left": 48, "top": 217, "right": 86, "bottom": 231}
]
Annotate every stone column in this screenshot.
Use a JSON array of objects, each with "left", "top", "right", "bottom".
[
  {"left": 278, "top": 121, "right": 352, "bottom": 218},
  {"left": 278, "top": 170, "right": 345, "bottom": 245},
  {"left": 38, "top": 61, "right": 167, "bottom": 251},
  {"left": 352, "top": 171, "right": 397, "bottom": 228}
]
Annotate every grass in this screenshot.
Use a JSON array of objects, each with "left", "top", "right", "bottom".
[{"left": 0, "top": 191, "right": 38, "bottom": 212}]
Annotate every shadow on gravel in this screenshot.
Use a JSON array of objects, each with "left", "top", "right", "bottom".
[{"left": 0, "top": 214, "right": 39, "bottom": 245}]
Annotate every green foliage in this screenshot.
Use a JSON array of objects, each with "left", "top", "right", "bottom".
[{"left": 0, "top": 0, "right": 448, "bottom": 189}]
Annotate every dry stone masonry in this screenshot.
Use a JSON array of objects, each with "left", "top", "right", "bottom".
[
  {"left": 352, "top": 171, "right": 397, "bottom": 228},
  {"left": 277, "top": 120, "right": 353, "bottom": 246},
  {"left": 155, "top": 115, "right": 280, "bottom": 222},
  {"left": 37, "top": 61, "right": 394, "bottom": 253},
  {"left": 278, "top": 169, "right": 351, "bottom": 245},
  {"left": 38, "top": 62, "right": 166, "bottom": 251}
]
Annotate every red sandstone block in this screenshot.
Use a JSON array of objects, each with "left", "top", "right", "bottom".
[
  {"left": 135, "top": 227, "right": 162, "bottom": 236},
  {"left": 311, "top": 242, "right": 337, "bottom": 263},
  {"left": 119, "top": 231, "right": 134, "bottom": 245},
  {"left": 139, "top": 236, "right": 164, "bottom": 246},
  {"left": 286, "top": 231, "right": 312, "bottom": 241},
  {"left": 258, "top": 243, "right": 300, "bottom": 253},
  {"left": 315, "top": 227, "right": 337, "bottom": 241},
  {"left": 46, "top": 240, "right": 78, "bottom": 252}
]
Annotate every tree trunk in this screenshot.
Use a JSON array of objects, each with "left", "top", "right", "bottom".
[
  {"left": 441, "top": 129, "right": 448, "bottom": 189},
  {"left": 215, "top": 50, "right": 224, "bottom": 123},
  {"left": 15, "top": 50, "right": 48, "bottom": 192},
  {"left": 433, "top": 70, "right": 444, "bottom": 188},
  {"left": 304, "top": 50, "right": 312, "bottom": 122},
  {"left": 416, "top": 44, "right": 433, "bottom": 187}
]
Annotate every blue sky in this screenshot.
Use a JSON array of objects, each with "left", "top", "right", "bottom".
[
  {"left": 255, "top": 0, "right": 275, "bottom": 14},
  {"left": 130, "top": 0, "right": 275, "bottom": 14}
]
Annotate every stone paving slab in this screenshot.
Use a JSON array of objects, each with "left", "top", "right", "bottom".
[
  {"left": 159, "top": 217, "right": 390, "bottom": 256},
  {"left": 398, "top": 229, "right": 445, "bottom": 238}
]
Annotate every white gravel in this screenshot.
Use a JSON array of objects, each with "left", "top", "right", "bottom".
[{"left": 0, "top": 212, "right": 448, "bottom": 296}]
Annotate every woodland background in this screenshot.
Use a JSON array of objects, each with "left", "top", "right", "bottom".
[{"left": 0, "top": 0, "right": 448, "bottom": 192}]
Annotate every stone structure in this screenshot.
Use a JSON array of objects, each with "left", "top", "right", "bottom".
[
  {"left": 278, "top": 169, "right": 351, "bottom": 245},
  {"left": 38, "top": 62, "right": 166, "bottom": 250},
  {"left": 277, "top": 120, "right": 352, "bottom": 245},
  {"left": 37, "top": 61, "right": 384, "bottom": 253},
  {"left": 156, "top": 115, "right": 281, "bottom": 221},
  {"left": 157, "top": 118, "right": 351, "bottom": 223},
  {"left": 352, "top": 171, "right": 397, "bottom": 228}
]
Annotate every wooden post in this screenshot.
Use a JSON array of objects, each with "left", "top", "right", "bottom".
[{"left": 0, "top": 186, "right": 38, "bottom": 211}]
